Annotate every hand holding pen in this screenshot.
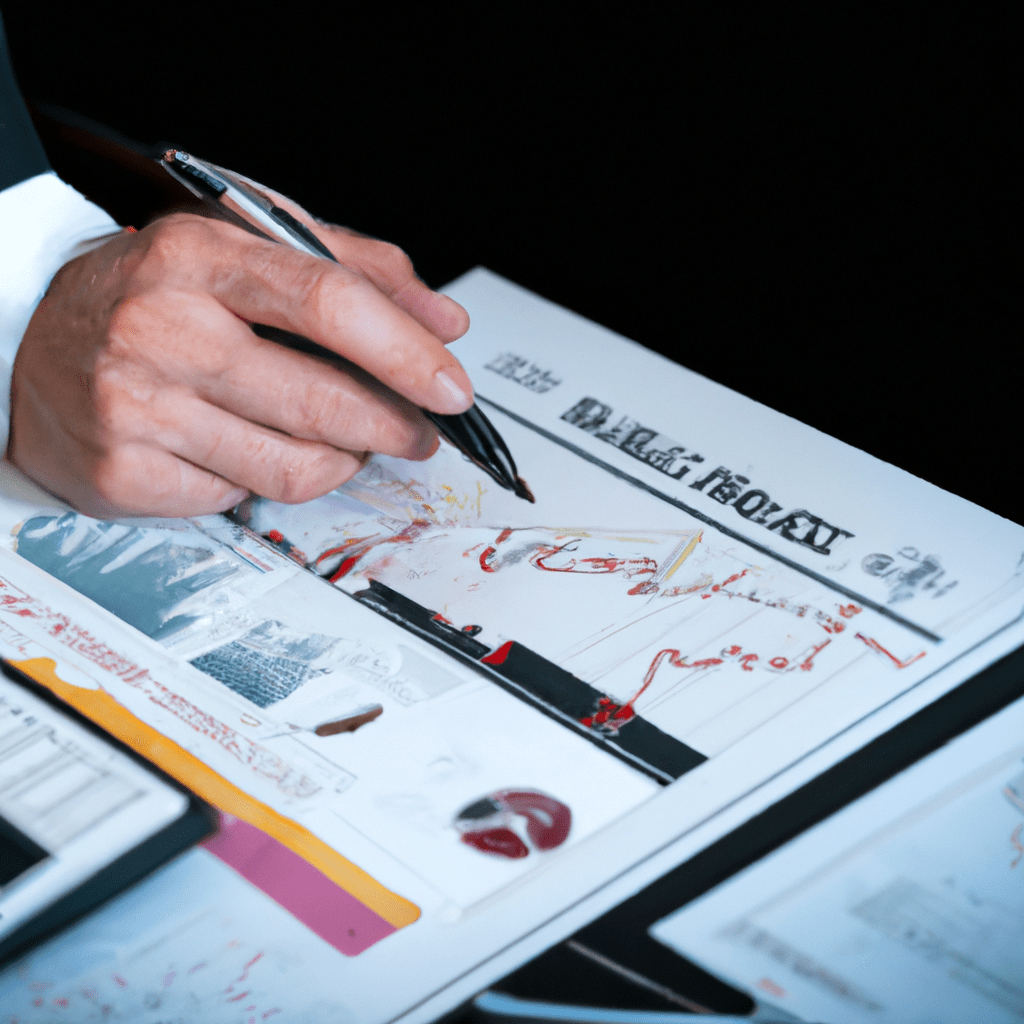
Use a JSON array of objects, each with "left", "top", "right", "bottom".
[
  {"left": 8, "top": 153, "right": 528, "bottom": 517},
  {"left": 162, "top": 152, "right": 534, "bottom": 503}
]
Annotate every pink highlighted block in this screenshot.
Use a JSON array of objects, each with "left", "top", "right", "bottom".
[{"left": 202, "top": 817, "right": 396, "bottom": 956}]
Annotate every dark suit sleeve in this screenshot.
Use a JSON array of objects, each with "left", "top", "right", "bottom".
[{"left": 0, "top": 10, "right": 51, "bottom": 191}]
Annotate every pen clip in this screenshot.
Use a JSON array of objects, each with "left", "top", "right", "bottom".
[{"left": 160, "top": 150, "right": 333, "bottom": 258}]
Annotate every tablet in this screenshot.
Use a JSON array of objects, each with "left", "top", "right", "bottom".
[{"left": 0, "top": 660, "right": 214, "bottom": 964}]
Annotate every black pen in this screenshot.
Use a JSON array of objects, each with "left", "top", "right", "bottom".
[{"left": 159, "top": 149, "right": 535, "bottom": 503}]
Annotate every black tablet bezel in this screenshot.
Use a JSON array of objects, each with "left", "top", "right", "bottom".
[{"left": 0, "top": 658, "right": 217, "bottom": 966}]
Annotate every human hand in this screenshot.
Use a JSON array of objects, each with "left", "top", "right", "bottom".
[{"left": 7, "top": 189, "right": 472, "bottom": 518}]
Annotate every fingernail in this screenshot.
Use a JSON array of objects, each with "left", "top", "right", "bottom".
[
  {"left": 220, "top": 487, "right": 250, "bottom": 512},
  {"left": 432, "top": 369, "right": 474, "bottom": 413}
]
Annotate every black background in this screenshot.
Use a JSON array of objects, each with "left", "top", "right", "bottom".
[{"left": 4, "top": 7, "right": 1017, "bottom": 529}]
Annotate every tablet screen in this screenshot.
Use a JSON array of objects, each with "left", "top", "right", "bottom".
[{"left": 650, "top": 682, "right": 1024, "bottom": 1023}]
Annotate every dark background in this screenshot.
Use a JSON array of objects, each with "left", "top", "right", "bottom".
[{"left": 3, "top": 7, "right": 1016, "bottom": 529}]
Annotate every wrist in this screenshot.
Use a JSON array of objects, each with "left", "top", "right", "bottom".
[{"left": 0, "top": 173, "right": 119, "bottom": 452}]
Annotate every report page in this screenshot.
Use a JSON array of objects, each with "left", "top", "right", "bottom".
[{"left": 0, "top": 268, "right": 1020, "bottom": 1022}]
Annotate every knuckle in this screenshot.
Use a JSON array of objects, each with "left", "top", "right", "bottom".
[
  {"left": 298, "top": 263, "right": 353, "bottom": 321},
  {"left": 105, "top": 295, "right": 146, "bottom": 350},
  {"left": 137, "top": 214, "right": 217, "bottom": 276},
  {"left": 146, "top": 214, "right": 199, "bottom": 258},
  {"left": 89, "top": 352, "right": 157, "bottom": 438},
  {"left": 294, "top": 380, "right": 357, "bottom": 443},
  {"left": 88, "top": 368, "right": 130, "bottom": 434},
  {"left": 372, "top": 241, "right": 414, "bottom": 280}
]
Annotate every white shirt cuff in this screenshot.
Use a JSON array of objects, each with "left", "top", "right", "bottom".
[{"left": 0, "top": 172, "right": 120, "bottom": 453}]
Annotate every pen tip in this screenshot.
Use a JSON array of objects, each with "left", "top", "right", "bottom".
[{"left": 514, "top": 476, "right": 536, "bottom": 503}]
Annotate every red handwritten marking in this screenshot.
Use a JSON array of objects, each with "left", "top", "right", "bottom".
[
  {"left": 815, "top": 610, "right": 845, "bottom": 634},
  {"left": 477, "top": 528, "right": 660, "bottom": 584},
  {"left": 0, "top": 576, "right": 320, "bottom": 798},
  {"left": 478, "top": 528, "right": 515, "bottom": 572},
  {"left": 163, "top": 972, "right": 176, "bottom": 987},
  {"left": 695, "top": 579, "right": 861, "bottom": 640},
  {"left": 226, "top": 952, "right": 263, "bottom": 991},
  {"left": 313, "top": 520, "right": 431, "bottom": 582},
  {"left": 52, "top": 998, "right": 68, "bottom": 1008},
  {"left": 769, "top": 657, "right": 789, "bottom": 669},
  {"left": 758, "top": 978, "right": 786, "bottom": 998},
  {"left": 699, "top": 568, "right": 755, "bottom": 600},
  {"left": 533, "top": 551, "right": 656, "bottom": 577},
  {"left": 481, "top": 640, "right": 514, "bottom": 666},
  {"left": 1011, "top": 823, "right": 1023, "bottom": 869},
  {"left": 662, "top": 578, "right": 716, "bottom": 598},
  {"left": 226, "top": 990, "right": 251, "bottom": 1002},
  {"left": 638, "top": 650, "right": 724, "bottom": 702},
  {"left": 800, "top": 639, "right": 831, "bottom": 670},
  {"left": 739, "top": 653, "right": 759, "bottom": 671},
  {"left": 314, "top": 533, "right": 377, "bottom": 577},
  {"left": 267, "top": 530, "right": 284, "bottom": 543},
  {"left": 188, "top": 962, "right": 208, "bottom": 974},
  {"left": 854, "top": 633, "right": 926, "bottom": 669},
  {"left": 584, "top": 648, "right": 724, "bottom": 730},
  {"left": 112, "top": 975, "right": 127, "bottom": 989},
  {"left": 711, "top": 569, "right": 753, "bottom": 592}
]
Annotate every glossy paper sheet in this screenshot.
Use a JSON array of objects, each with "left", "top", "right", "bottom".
[{"left": 0, "top": 268, "right": 1021, "bottom": 1023}]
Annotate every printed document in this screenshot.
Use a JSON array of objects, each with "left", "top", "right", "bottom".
[{"left": 0, "top": 268, "right": 1020, "bottom": 1022}]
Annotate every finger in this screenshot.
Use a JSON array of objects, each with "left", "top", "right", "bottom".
[
  {"left": 14, "top": 431, "right": 249, "bottom": 519},
  {"left": 136, "top": 216, "right": 475, "bottom": 415},
  {"left": 87, "top": 444, "right": 251, "bottom": 518},
  {"left": 161, "top": 395, "right": 369, "bottom": 505},
  {"left": 118, "top": 290, "right": 439, "bottom": 459},
  {"left": 315, "top": 231, "right": 470, "bottom": 343},
  {"left": 215, "top": 174, "right": 470, "bottom": 342}
]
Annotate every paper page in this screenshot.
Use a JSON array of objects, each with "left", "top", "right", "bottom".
[
  {"left": 0, "top": 844, "right": 358, "bottom": 1021},
  {"left": 0, "top": 267, "right": 1020, "bottom": 1023}
]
